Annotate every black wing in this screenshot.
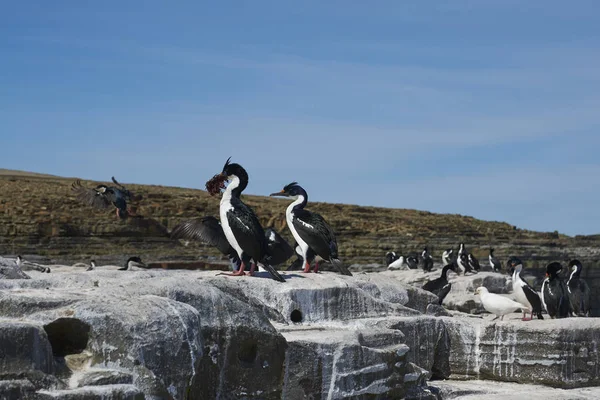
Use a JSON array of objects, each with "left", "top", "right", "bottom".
[
  {"left": 264, "top": 228, "right": 294, "bottom": 266},
  {"left": 522, "top": 283, "right": 544, "bottom": 318},
  {"left": 292, "top": 210, "right": 338, "bottom": 260},
  {"left": 111, "top": 176, "right": 137, "bottom": 201},
  {"left": 293, "top": 210, "right": 352, "bottom": 275},
  {"left": 71, "top": 180, "right": 111, "bottom": 209},
  {"left": 171, "top": 216, "right": 233, "bottom": 256}
]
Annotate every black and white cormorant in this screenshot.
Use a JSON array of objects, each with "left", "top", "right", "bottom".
[
  {"left": 458, "top": 243, "right": 467, "bottom": 257},
  {"left": 421, "top": 247, "right": 434, "bottom": 272},
  {"left": 86, "top": 260, "right": 97, "bottom": 271},
  {"left": 422, "top": 263, "right": 457, "bottom": 305},
  {"left": 16, "top": 255, "right": 51, "bottom": 273},
  {"left": 119, "top": 256, "right": 147, "bottom": 271},
  {"left": 456, "top": 253, "right": 473, "bottom": 275},
  {"left": 507, "top": 258, "right": 543, "bottom": 320},
  {"left": 385, "top": 251, "right": 398, "bottom": 267},
  {"left": 467, "top": 253, "right": 480, "bottom": 272},
  {"left": 489, "top": 248, "right": 501, "bottom": 272},
  {"left": 541, "top": 262, "right": 570, "bottom": 319},
  {"left": 207, "top": 158, "right": 285, "bottom": 282},
  {"left": 270, "top": 182, "right": 352, "bottom": 276},
  {"left": 442, "top": 248, "right": 454, "bottom": 266},
  {"left": 405, "top": 255, "right": 419, "bottom": 269},
  {"left": 71, "top": 177, "right": 138, "bottom": 219},
  {"left": 566, "top": 259, "right": 591, "bottom": 317}
]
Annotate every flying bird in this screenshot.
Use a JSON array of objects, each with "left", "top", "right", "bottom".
[{"left": 71, "top": 177, "right": 139, "bottom": 219}]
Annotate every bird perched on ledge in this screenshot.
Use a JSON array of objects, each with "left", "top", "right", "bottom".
[
  {"left": 270, "top": 182, "right": 352, "bottom": 276},
  {"left": 475, "top": 287, "right": 526, "bottom": 321},
  {"left": 205, "top": 158, "right": 285, "bottom": 282}
]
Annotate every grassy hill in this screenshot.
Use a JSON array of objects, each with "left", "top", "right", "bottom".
[{"left": 1, "top": 170, "right": 599, "bottom": 269}]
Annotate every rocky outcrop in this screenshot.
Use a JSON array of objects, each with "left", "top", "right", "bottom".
[
  {"left": 445, "top": 315, "right": 600, "bottom": 388},
  {"left": 1, "top": 263, "right": 600, "bottom": 399},
  {"left": 0, "top": 266, "right": 446, "bottom": 399}
]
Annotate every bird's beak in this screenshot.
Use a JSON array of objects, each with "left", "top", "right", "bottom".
[
  {"left": 270, "top": 190, "right": 288, "bottom": 197},
  {"left": 545, "top": 272, "right": 549, "bottom": 277}
]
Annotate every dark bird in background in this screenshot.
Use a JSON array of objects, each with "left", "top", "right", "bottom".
[
  {"left": 71, "top": 177, "right": 139, "bottom": 219},
  {"left": 442, "top": 248, "right": 454, "bottom": 266},
  {"left": 207, "top": 158, "right": 285, "bottom": 282},
  {"left": 171, "top": 216, "right": 293, "bottom": 270},
  {"left": 467, "top": 253, "right": 481, "bottom": 272},
  {"left": 422, "top": 263, "right": 457, "bottom": 305},
  {"left": 541, "top": 262, "right": 571, "bottom": 319},
  {"left": 566, "top": 259, "right": 591, "bottom": 317},
  {"left": 456, "top": 253, "right": 473, "bottom": 275},
  {"left": 489, "top": 248, "right": 501, "bottom": 272},
  {"left": 119, "top": 256, "right": 147, "bottom": 271},
  {"left": 270, "top": 182, "right": 352, "bottom": 276},
  {"left": 405, "top": 255, "right": 419, "bottom": 270},
  {"left": 421, "top": 247, "right": 434, "bottom": 272}
]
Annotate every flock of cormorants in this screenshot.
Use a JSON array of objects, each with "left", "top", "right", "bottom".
[
  {"left": 13, "top": 157, "right": 591, "bottom": 321},
  {"left": 386, "top": 241, "right": 591, "bottom": 320}
]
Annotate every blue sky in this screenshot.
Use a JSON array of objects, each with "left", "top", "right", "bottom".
[{"left": 1, "top": 1, "right": 599, "bottom": 235}]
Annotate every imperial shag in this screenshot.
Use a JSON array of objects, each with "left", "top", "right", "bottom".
[
  {"left": 566, "top": 259, "right": 591, "bottom": 317},
  {"left": 270, "top": 182, "right": 352, "bottom": 276},
  {"left": 208, "top": 158, "right": 285, "bottom": 282},
  {"left": 541, "top": 262, "right": 570, "bottom": 319},
  {"left": 387, "top": 255, "right": 407, "bottom": 270},
  {"left": 442, "top": 248, "right": 454, "bottom": 266},
  {"left": 456, "top": 253, "right": 473, "bottom": 275},
  {"left": 405, "top": 255, "right": 419, "bottom": 269},
  {"left": 119, "top": 256, "right": 147, "bottom": 271},
  {"left": 71, "top": 177, "right": 138, "bottom": 219},
  {"left": 422, "top": 263, "right": 457, "bottom": 305},
  {"left": 508, "top": 258, "right": 543, "bottom": 320},
  {"left": 421, "top": 247, "right": 434, "bottom": 272},
  {"left": 467, "top": 253, "right": 480, "bottom": 272},
  {"left": 489, "top": 248, "right": 501, "bottom": 272}
]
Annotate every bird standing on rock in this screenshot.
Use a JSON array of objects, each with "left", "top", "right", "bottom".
[
  {"left": 206, "top": 158, "right": 285, "bottom": 282},
  {"left": 423, "top": 263, "right": 457, "bottom": 305},
  {"left": 566, "top": 259, "right": 591, "bottom": 317},
  {"left": 541, "top": 262, "right": 570, "bottom": 319},
  {"left": 475, "top": 287, "right": 526, "bottom": 321},
  {"left": 270, "top": 182, "right": 352, "bottom": 276},
  {"left": 508, "top": 258, "right": 544, "bottom": 320},
  {"left": 489, "top": 248, "right": 501, "bottom": 272},
  {"left": 421, "top": 247, "right": 434, "bottom": 272}
]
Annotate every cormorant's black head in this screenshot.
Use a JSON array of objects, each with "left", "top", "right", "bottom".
[
  {"left": 568, "top": 259, "right": 582, "bottom": 273},
  {"left": 506, "top": 256, "right": 522, "bottom": 275},
  {"left": 545, "top": 262, "right": 563, "bottom": 277},
  {"left": 490, "top": 248, "right": 495, "bottom": 255},
  {"left": 270, "top": 182, "right": 305, "bottom": 198},
  {"left": 221, "top": 157, "right": 247, "bottom": 180}
]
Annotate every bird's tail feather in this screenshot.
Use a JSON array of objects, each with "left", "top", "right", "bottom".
[
  {"left": 331, "top": 258, "right": 353, "bottom": 276},
  {"left": 261, "top": 263, "right": 286, "bottom": 282}
]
